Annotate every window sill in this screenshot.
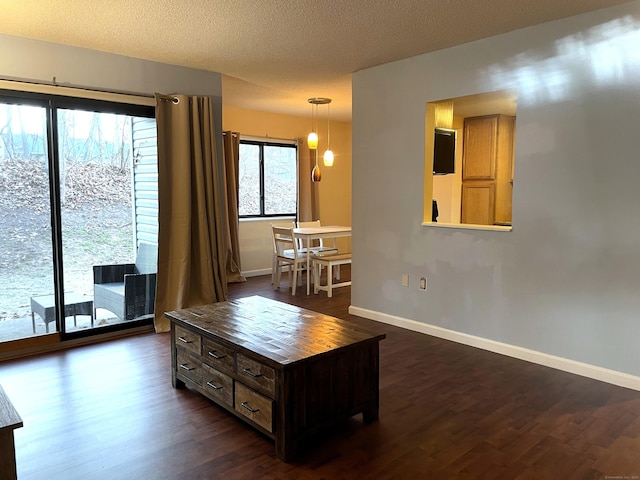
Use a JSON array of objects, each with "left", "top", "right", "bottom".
[
  {"left": 240, "top": 216, "right": 295, "bottom": 223},
  {"left": 421, "top": 222, "right": 512, "bottom": 232}
]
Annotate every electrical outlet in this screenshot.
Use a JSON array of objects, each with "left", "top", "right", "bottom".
[
  {"left": 419, "top": 277, "right": 427, "bottom": 290},
  {"left": 401, "top": 274, "right": 409, "bottom": 287}
]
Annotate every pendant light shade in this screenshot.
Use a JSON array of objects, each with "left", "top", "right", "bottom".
[
  {"left": 307, "top": 132, "right": 318, "bottom": 150},
  {"left": 308, "top": 97, "right": 332, "bottom": 182},
  {"left": 323, "top": 149, "right": 334, "bottom": 166},
  {"left": 323, "top": 101, "right": 333, "bottom": 166}
]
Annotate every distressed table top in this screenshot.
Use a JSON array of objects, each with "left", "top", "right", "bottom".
[
  {"left": 166, "top": 295, "right": 386, "bottom": 367},
  {"left": 0, "top": 384, "right": 23, "bottom": 431}
]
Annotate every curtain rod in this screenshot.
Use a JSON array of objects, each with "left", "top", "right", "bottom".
[
  {"left": 240, "top": 134, "right": 296, "bottom": 144},
  {"left": 0, "top": 75, "right": 155, "bottom": 99}
]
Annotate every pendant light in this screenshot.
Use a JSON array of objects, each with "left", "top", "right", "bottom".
[
  {"left": 308, "top": 97, "right": 332, "bottom": 182},
  {"left": 323, "top": 101, "right": 334, "bottom": 167}
]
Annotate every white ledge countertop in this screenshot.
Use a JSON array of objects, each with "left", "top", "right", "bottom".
[{"left": 421, "top": 222, "right": 512, "bottom": 232}]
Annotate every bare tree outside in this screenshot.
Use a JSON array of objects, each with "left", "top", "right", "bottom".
[
  {"left": 238, "top": 141, "right": 297, "bottom": 217},
  {"left": 0, "top": 103, "right": 142, "bottom": 340}
]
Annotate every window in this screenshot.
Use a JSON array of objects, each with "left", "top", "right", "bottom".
[{"left": 238, "top": 139, "right": 297, "bottom": 217}]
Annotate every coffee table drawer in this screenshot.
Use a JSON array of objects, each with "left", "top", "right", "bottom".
[
  {"left": 176, "top": 350, "right": 202, "bottom": 386},
  {"left": 175, "top": 325, "right": 201, "bottom": 355},
  {"left": 203, "top": 364, "right": 233, "bottom": 407},
  {"left": 237, "top": 354, "right": 275, "bottom": 396},
  {"left": 202, "top": 338, "right": 235, "bottom": 375},
  {"left": 235, "top": 382, "right": 273, "bottom": 433}
]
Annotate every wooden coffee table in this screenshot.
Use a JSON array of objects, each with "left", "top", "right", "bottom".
[
  {"left": 30, "top": 292, "right": 94, "bottom": 333},
  {"left": 167, "top": 295, "right": 386, "bottom": 461},
  {"left": 0, "top": 384, "right": 23, "bottom": 480}
]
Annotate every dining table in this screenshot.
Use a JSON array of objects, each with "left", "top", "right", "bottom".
[{"left": 292, "top": 225, "right": 352, "bottom": 295}]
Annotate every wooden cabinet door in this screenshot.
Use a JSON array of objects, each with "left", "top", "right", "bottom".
[
  {"left": 493, "top": 180, "right": 513, "bottom": 225},
  {"left": 461, "top": 183, "right": 495, "bottom": 225},
  {"left": 493, "top": 115, "right": 515, "bottom": 225},
  {"left": 462, "top": 116, "right": 498, "bottom": 180}
]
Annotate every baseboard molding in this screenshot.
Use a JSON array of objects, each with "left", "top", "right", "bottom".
[
  {"left": 349, "top": 305, "right": 640, "bottom": 392},
  {"left": 243, "top": 268, "right": 271, "bottom": 278}
]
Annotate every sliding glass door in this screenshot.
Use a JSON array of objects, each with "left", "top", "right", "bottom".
[
  {"left": 0, "top": 101, "right": 57, "bottom": 340},
  {"left": 58, "top": 108, "right": 138, "bottom": 333},
  {"left": 0, "top": 92, "right": 156, "bottom": 343}
]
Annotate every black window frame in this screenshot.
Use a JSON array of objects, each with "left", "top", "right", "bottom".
[
  {"left": 0, "top": 88, "right": 155, "bottom": 343},
  {"left": 239, "top": 139, "right": 298, "bottom": 218}
]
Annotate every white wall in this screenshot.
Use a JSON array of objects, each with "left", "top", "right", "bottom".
[
  {"left": 351, "top": 2, "right": 640, "bottom": 385},
  {"left": 432, "top": 116, "right": 464, "bottom": 224},
  {"left": 239, "top": 217, "right": 294, "bottom": 277}
]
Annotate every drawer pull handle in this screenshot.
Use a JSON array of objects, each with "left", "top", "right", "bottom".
[
  {"left": 180, "top": 363, "right": 195, "bottom": 371},
  {"left": 208, "top": 350, "right": 226, "bottom": 360},
  {"left": 206, "top": 381, "right": 223, "bottom": 390},
  {"left": 241, "top": 402, "right": 260, "bottom": 413},
  {"left": 242, "top": 368, "right": 263, "bottom": 378},
  {"left": 178, "top": 336, "right": 192, "bottom": 344}
]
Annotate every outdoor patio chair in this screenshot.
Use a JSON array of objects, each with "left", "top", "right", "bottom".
[{"left": 93, "top": 242, "right": 158, "bottom": 321}]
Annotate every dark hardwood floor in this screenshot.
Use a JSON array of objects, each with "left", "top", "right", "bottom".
[{"left": 2, "top": 270, "right": 640, "bottom": 479}]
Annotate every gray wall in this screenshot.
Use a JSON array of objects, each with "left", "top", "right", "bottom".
[
  {"left": 0, "top": 33, "right": 221, "bottom": 97},
  {"left": 351, "top": 2, "right": 640, "bottom": 379}
]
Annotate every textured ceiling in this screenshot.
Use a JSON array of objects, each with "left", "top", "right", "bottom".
[{"left": 0, "top": 0, "right": 631, "bottom": 120}]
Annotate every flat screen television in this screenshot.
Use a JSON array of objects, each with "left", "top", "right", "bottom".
[{"left": 433, "top": 127, "right": 456, "bottom": 175}]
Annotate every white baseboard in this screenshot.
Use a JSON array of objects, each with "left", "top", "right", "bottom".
[
  {"left": 349, "top": 305, "right": 640, "bottom": 392},
  {"left": 242, "top": 268, "right": 271, "bottom": 278}
]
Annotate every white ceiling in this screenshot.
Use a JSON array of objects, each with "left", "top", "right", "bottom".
[{"left": 0, "top": 0, "right": 631, "bottom": 121}]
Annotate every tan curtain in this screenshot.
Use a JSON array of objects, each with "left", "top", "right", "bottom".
[
  {"left": 222, "top": 131, "right": 246, "bottom": 283},
  {"left": 153, "top": 94, "right": 227, "bottom": 333},
  {"left": 297, "top": 138, "right": 319, "bottom": 221}
]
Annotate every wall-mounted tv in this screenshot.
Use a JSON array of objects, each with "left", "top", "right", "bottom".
[{"left": 433, "top": 127, "right": 456, "bottom": 175}]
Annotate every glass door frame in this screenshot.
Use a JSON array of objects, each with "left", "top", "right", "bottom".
[{"left": 0, "top": 89, "right": 155, "bottom": 343}]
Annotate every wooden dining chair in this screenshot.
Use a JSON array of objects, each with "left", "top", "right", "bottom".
[
  {"left": 272, "top": 225, "right": 307, "bottom": 295},
  {"left": 270, "top": 221, "right": 295, "bottom": 284}
]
